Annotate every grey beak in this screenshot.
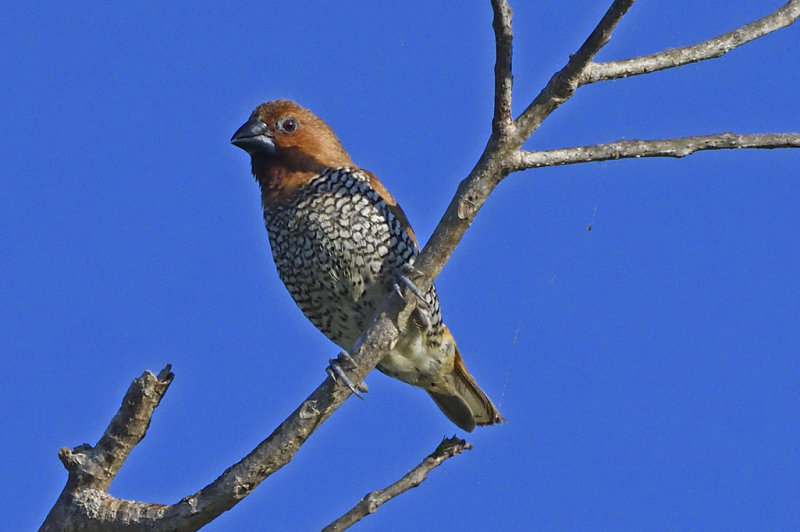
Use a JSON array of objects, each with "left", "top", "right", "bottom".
[{"left": 231, "top": 119, "right": 275, "bottom": 154}]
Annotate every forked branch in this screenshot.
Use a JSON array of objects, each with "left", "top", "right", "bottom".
[
  {"left": 41, "top": 367, "right": 174, "bottom": 531},
  {"left": 511, "top": 0, "right": 635, "bottom": 146}
]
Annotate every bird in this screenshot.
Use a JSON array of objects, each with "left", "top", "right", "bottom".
[{"left": 231, "top": 100, "right": 503, "bottom": 432}]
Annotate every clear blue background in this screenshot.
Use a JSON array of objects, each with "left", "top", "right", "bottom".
[{"left": 3, "top": 2, "right": 798, "bottom": 530}]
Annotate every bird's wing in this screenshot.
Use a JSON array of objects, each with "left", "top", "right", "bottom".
[{"left": 361, "top": 169, "right": 419, "bottom": 249}]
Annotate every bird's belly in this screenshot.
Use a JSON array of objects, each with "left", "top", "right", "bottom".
[
  {"left": 377, "top": 323, "right": 454, "bottom": 388},
  {"left": 277, "top": 261, "right": 391, "bottom": 350}
]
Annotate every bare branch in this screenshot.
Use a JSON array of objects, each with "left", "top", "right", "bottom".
[
  {"left": 491, "top": 0, "right": 514, "bottom": 134},
  {"left": 93, "top": 365, "right": 174, "bottom": 489},
  {"left": 513, "top": 133, "right": 800, "bottom": 170},
  {"left": 582, "top": 1, "right": 800, "bottom": 84},
  {"left": 511, "top": 0, "right": 635, "bottom": 147},
  {"left": 322, "top": 437, "right": 472, "bottom": 532},
  {"left": 41, "top": 366, "right": 174, "bottom": 531}
]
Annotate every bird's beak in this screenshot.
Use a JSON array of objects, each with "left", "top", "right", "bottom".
[{"left": 231, "top": 119, "right": 275, "bottom": 154}]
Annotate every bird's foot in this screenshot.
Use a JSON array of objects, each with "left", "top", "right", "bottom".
[
  {"left": 326, "top": 352, "right": 368, "bottom": 399},
  {"left": 395, "top": 264, "right": 430, "bottom": 307},
  {"left": 394, "top": 265, "right": 431, "bottom": 329}
]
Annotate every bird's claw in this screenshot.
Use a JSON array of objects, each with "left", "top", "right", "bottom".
[
  {"left": 326, "top": 352, "right": 368, "bottom": 399},
  {"left": 394, "top": 266, "right": 432, "bottom": 329},
  {"left": 394, "top": 266, "right": 431, "bottom": 312}
]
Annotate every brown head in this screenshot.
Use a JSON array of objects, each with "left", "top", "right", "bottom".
[{"left": 231, "top": 100, "right": 354, "bottom": 207}]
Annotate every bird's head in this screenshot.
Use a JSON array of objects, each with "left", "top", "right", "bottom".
[{"left": 231, "top": 99, "right": 353, "bottom": 172}]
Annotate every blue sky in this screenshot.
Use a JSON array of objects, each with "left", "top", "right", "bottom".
[{"left": 3, "top": 2, "right": 799, "bottom": 530}]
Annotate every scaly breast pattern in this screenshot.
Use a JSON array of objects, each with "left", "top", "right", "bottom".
[{"left": 264, "top": 167, "right": 442, "bottom": 357}]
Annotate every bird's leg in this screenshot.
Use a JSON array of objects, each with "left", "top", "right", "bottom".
[
  {"left": 326, "top": 351, "right": 368, "bottom": 399},
  {"left": 395, "top": 269, "right": 430, "bottom": 310},
  {"left": 394, "top": 264, "right": 431, "bottom": 329}
]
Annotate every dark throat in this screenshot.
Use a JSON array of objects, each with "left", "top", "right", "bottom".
[{"left": 251, "top": 152, "right": 326, "bottom": 210}]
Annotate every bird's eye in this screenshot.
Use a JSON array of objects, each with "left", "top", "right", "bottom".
[{"left": 276, "top": 116, "right": 298, "bottom": 135}]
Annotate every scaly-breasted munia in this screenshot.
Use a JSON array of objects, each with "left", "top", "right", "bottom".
[{"left": 231, "top": 100, "right": 503, "bottom": 431}]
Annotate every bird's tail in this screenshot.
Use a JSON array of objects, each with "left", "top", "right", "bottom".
[{"left": 426, "top": 326, "right": 505, "bottom": 432}]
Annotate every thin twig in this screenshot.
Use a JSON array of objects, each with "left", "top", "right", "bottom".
[
  {"left": 582, "top": 0, "right": 800, "bottom": 84},
  {"left": 491, "top": 0, "right": 514, "bottom": 135},
  {"left": 322, "top": 437, "right": 472, "bottom": 532},
  {"left": 514, "top": 133, "right": 800, "bottom": 170}
]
